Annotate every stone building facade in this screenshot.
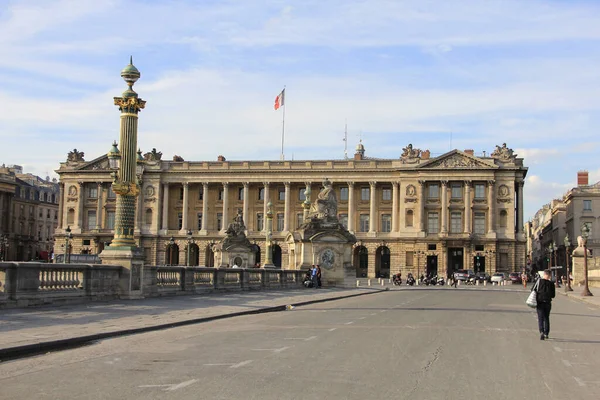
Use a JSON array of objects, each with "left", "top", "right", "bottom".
[
  {"left": 53, "top": 142, "right": 527, "bottom": 278},
  {"left": 0, "top": 165, "right": 59, "bottom": 261}
]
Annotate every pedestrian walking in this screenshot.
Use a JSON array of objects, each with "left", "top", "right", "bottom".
[
  {"left": 316, "top": 265, "right": 322, "bottom": 288},
  {"left": 534, "top": 269, "right": 555, "bottom": 340},
  {"left": 521, "top": 270, "right": 528, "bottom": 288}
]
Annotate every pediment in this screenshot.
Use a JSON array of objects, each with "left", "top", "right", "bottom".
[
  {"left": 76, "top": 155, "right": 111, "bottom": 171},
  {"left": 418, "top": 150, "right": 497, "bottom": 170}
]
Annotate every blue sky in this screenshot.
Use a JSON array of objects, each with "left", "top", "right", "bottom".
[{"left": 1, "top": 0, "right": 600, "bottom": 220}]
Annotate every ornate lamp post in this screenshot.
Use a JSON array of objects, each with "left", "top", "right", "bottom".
[
  {"left": 264, "top": 201, "right": 274, "bottom": 268},
  {"left": 581, "top": 224, "right": 593, "bottom": 297},
  {"left": 186, "top": 229, "right": 194, "bottom": 266},
  {"left": 564, "top": 234, "right": 573, "bottom": 292},
  {"left": 168, "top": 236, "right": 175, "bottom": 266},
  {"left": 64, "top": 225, "right": 73, "bottom": 263},
  {"left": 416, "top": 250, "right": 424, "bottom": 282}
]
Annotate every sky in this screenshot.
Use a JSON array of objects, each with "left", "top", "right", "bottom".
[{"left": 1, "top": 0, "right": 600, "bottom": 221}]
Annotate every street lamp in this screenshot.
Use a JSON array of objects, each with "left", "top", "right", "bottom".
[
  {"left": 168, "top": 236, "right": 175, "bottom": 266},
  {"left": 64, "top": 226, "right": 73, "bottom": 264},
  {"left": 416, "top": 250, "right": 424, "bottom": 282},
  {"left": 186, "top": 229, "right": 194, "bottom": 266},
  {"left": 581, "top": 224, "right": 593, "bottom": 297},
  {"left": 564, "top": 234, "right": 573, "bottom": 292},
  {"left": 549, "top": 242, "right": 559, "bottom": 288}
]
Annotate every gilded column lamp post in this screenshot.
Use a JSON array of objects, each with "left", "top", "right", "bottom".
[
  {"left": 564, "top": 234, "right": 573, "bottom": 292},
  {"left": 186, "top": 230, "right": 194, "bottom": 267},
  {"left": 109, "top": 57, "right": 146, "bottom": 249},
  {"left": 64, "top": 225, "right": 73, "bottom": 264},
  {"left": 581, "top": 224, "right": 593, "bottom": 297}
]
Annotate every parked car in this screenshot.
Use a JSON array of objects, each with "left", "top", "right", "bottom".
[
  {"left": 454, "top": 269, "right": 470, "bottom": 281},
  {"left": 475, "top": 272, "right": 491, "bottom": 282},
  {"left": 509, "top": 272, "right": 522, "bottom": 284},
  {"left": 491, "top": 273, "right": 506, "bottom": 284}
]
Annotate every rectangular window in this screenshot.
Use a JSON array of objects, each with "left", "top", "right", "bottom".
[
  {"left": 340, "top": 187, "right": 349, "bottom": 201},
  {"left": 216, "top": 213, "right": 223, "bottom": 231},
  {"left": 258, "top": 188, "right": 265, "bottom": 201},
  {"left": 499, "top": 253, "right": 509, "bottom": 269},
  {"left": 474, "top": 212, "right": 485, "bottom": 234},
  {"left": 381, "top": 214, "right": 391, "bottom": 232},
  {"left": 427, "top": 212, "right": 439, "bottom": 234},
  {"left": 257, "top": 213, "right": 264, "bottom": 231},
  {"left": 106, "top": 211, "right": 116, "bottom": 229},
  {"left": 47, "top": 210, "right": 50, "bottom": 218},
  {"left": 450, "top": 212, "right": 462, "bottom": 233},
  {"left": 406, "top": 251, "right": 414, "bottom": 267},
  {"left": 107, "top": 187, "right": 116, "bottom": 198},
  {"left": 238, "top": 187, "right": 244, "bottom": 201},
  {"left": 88, "top": 186, "right": 98, "bottom": 199},
  {"left": 361, "top": 187, "right": 370, "bottom": 201},
  {"left": 179, "top": 187, "right": 184, "bottom": 200},
  {"left": 296, "top": 213, "right": 304, "bottom": 229},
  {"left": 584, "top": 200, "right": 592, "bottom": 211},
  {"left": 197, "top": 213, "right": 203, "bottom": 230},
  {"left": 428, "top": 184, "right": 439, "bottom": 199},
  {"left": 278, "top": 188, "right": 285, "bottom": 201},
  {"left": 218, "top": 189, "right": 224, "bottom": 201},
  {"left": 428, "top": 243, "right": 437, "bottom": 251},
  {"left": 178, "top": 212, "right": 183, "bottom": 230},
  {"left": 382, "top": 188, "right": 392, "bottom": 201},
  {"left": 339, "top": 214, "right": 348, "bottom": 229},
  {"left": 474, "top": 183, "right": 485, "bottom": 199},
  {"left": 359, "top": 214, "right": 370, "bottom": 232},
  {"left": 277, "top": 213, "right": 284, "bottom": 231},
  {"left": 299, "top": 188, "right": 306, "bottom": 201},
  {"left": 87, "top": 210, "right": 96, "bottom": 229},
  {"left": 451, "top": 183, "right": 462, "bottom": 199},
  {"left": 198, "top": 186, "right": 204, "bottom": 200}
]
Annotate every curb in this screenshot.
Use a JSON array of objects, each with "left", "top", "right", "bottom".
[
  {"left": 558, "top": 291, "right": 600, "bottom": 308},
  {"left": 0, "top": 288, "right": 386, "bottom": 362}
]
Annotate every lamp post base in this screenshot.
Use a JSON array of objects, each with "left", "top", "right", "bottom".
[
  {"left": 99, "top": 246, "right": 145, "bottom": 299},
  {"left": 581, "top": 287, "right": 594, "bottom": 297}
]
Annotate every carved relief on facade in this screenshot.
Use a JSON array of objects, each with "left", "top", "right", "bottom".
[
  {"left": 425, "top": 154, "right": 483, "bottom": 169},
  {"left": 404, "top": 184, "right": 418, "bottom": 203},
  {"left": 497, "top": 184, "right": 512, "bottom": 203}
]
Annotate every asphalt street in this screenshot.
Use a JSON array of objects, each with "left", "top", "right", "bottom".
[{"left": 1, "top": 287, "right": 599, "bottom": 400}]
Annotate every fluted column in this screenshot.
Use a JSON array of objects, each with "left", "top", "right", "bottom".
[
  {"left": 242, "top": 182, "right": 249, "bottom": 232},
  {"left": 347, "top": 182, "right": 355, "bottom": 232},
  {"left": 464, "top": 181, "right": 472, "bottom": 234},
  {"left": 392, "top": 182, "right": 399, "bottom": 232},
  {"left": 283, "top": 182, "right": 291, "bottom": 231},
  {"left": 201, "top": 182, "right": 209, "bottom": 231},
  {"left": 517, "top": 181, "right": 524, "bottom": 234},
  {"left": 262, "top": 182, "right": 270, "bottom": 232},
  {"left": 181, "top": 182, "right": 189, "bottom": 231},
  {"left": 487, "top": 180, "right": 495, "bottom": 234},
  {"left": 57, "top": 183, "right": 65, "bottom": 229},
  {"left": 418, "top": 180, "right": 426, "bottom": 232},
  {"left": 369, "top": 181, "right": 377, "bottom": 233},
  {"left": 96, "top": 183, "right": 103, "bottom": 229},
  {"left": 440, "top": 181, "right": 448, "bottom": 234},
  {"left": 161, "top": 183, "right": 170, "bottom": 230},
  {"left": 221, "top": 182, "right": 229, "bottom": 232}
]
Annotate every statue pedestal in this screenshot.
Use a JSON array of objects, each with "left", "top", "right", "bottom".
[
  {"left": 99, "top": 246, "right": 144, "bottom": 299},
  {"left": 214, "top": 242, "right": 256, "bottom": 268},
  {"left": 287, "top": 217, "right": 356, "bottom": 286}
]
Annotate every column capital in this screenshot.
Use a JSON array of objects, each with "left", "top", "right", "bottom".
[
  {"left": 222, "top": 182, "right": 229, "bottom": 188},
  {"left": 202, "top": 182, "right": 209, "bottom": 187},
  {"left": 182, "top": 182, "right": 189, "bottom": 188},
  {"left": 464, "top": 180, "right": 472, "bottom": 187},
  {"left": 263, "top": 181, "right": 270, "bottom": 187},
  {"left": 487, "top": 180, "right": 496, "bottom": 186},
  {"left": 440, "top": 180, "right": 448, "bottom": 187},
  {"left": 284, "top": 181, "right": 291, "bottom": 187},
  {"left": 304, "top": 181, "right": 312, "bottom": 187},
  {"left": 392, "top": 181, "right": 399, "bottom": 188},
  {"left": 77, "top": 181, "right": 84, "bottom": 186},
  {"left": 369, "top": 181, "right": 377, "bottom": 187},
  {"left": 243, "top": 182, "right": 250, "bottom": 188},
  {"left": 418, "top": 180, "right": 426, "bottom": 186},
  {"left": 347, "top": 181, "right": 355, "bottom": 188},
  {"left": 96, "top": 182, "right": 103, "bottom": 188},
  {"left": 517, "top": 180, "right": 525, "bottom": 188}
]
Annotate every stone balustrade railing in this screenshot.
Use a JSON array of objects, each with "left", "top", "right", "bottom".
[{"left": 0, "top": 263, "right": 307, "bottom": 308}]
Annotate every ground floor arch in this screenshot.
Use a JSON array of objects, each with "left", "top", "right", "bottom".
[
  {"left": 376, "top": 246, "right": 391, "bottom": 278},
  {"left": 272, "top": 244, "right": 282, "bottom": 268},
  {"left": 353, "top": 246, "right": 368, "bottom": 277}
]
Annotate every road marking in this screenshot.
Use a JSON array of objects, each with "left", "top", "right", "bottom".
[
  {"left": 328, "top": 328, "right": 337, "bottom": 332},
  {"left": 284, "top": 336, "right": 317, "bottom": 341},
  {"left": 357, "top": 317, "right": 366, "bottom": 320},
  {"left": 574, "top": 377, "right": 586, "bottom": 387},
  {"left": 139, "top": 379, "right": 198, "bottom": 392},
  {"left": 344, "top": 321, "right": 354, "bottom": 325},
  {"left": 230, "top": 360, "right": 253, "bottom": 369},
  {"left": 251, "top": 347, "right": 289, "bottom": 353}
]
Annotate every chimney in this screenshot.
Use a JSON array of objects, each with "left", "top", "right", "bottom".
[
  {"left": 578, "top": 170, "right": 589, "bottom": 186},
  {"left": 421, "top": 150, "right": 430, "bottom": 160},
  {"left": 464, "top": 149, "right": 474, "bottom": 156},
  {"left": 217, "top": 155, "right": 226, "bottom": 162}
]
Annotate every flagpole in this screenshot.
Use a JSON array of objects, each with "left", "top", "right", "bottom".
[{"left": 280, "top": 86, "right": 286, "bottom": 161}]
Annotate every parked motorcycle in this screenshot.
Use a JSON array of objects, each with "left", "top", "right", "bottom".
[
  {"left": 437, "top": 276, "right": 445, "bottom": 286},
  {"left": 406, "top": 273, "right": 416, "bottom": 286},
  {"left": 392, "top": 274, "right": 402, "bottom": 286}
]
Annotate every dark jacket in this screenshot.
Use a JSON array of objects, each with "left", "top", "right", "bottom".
[{"left": 535, "top": 279, "right": 555, "bottom": 303}]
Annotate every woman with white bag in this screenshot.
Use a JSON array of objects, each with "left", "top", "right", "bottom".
[{"left": 530, "top": 269, "right": 556, "bottom": 340}]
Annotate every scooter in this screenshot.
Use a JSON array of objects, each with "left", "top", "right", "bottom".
[
  {"left": 406, "top": 274, "right": 416, "bottom": 286},
  {"left": 393, "top": 275, "right": 402, "bottom": 286},
  {"left": 437, "top": 276, "right": 445, "bottom": 286}
]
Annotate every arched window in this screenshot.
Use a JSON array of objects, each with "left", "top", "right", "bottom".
[
  {"left": 499, "top": 210, "right": 508, "bottom": 228},
  {"left": 406, "top": 210, "right": 414, "bottom": 227},
  {"left": 144, "top": 209, "right": 153, "bottom": 225}
]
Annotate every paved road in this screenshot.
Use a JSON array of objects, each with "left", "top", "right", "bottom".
[{"left": 1, "top": 287, "right": 599, "bottom": 399}]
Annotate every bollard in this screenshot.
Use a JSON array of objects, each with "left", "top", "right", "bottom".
[
  {"left": 457, "top": 280, "right": 461, "bottom": 286},
  {"left": 388, "top": 278, "right": 392, "bottom": 284},
  {"left": 484, "top": 280, "right": 487, "bottom": 286},
  {"left": 476, "top": 280, "right": 479, "bottom": 286},
  {"left": 356, "top": 280, "right": 360, "bottom": 287},
  {"left": 368, "top": 279, "right": 371, "bottom": 286},
  {"left": 381, "top": 280, "right": 385, "bottom": 286}
]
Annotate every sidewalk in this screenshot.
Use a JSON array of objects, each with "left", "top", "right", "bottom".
[
  {"left": 559, "top": 287, "right": 600, "bottom": 308},
  {"left": 0, "top": 288, "right": 383, "bottom": 360}
]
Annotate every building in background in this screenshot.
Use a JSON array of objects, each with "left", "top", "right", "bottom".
[
  {"left": 53, "top": 142, "right": 527, "bottom": 278},
  {"left": 528, "top": 171, "right": 600, "bottom": 274},
  {"left": 0, "top": 164, "right": 59, "bottom": 261}
]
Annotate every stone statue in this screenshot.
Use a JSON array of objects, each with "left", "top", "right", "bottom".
[
  {"left": 172, "top": 155, "right": 184, "bottom": 162},
  {"left": 491, "top": 143, "right": 517, "bottom": 162},
  {"left": 222, "top": 209, "right": 250, "bottom": 248},
  {"left": 143, "top": 148, "right": 162, "bottom": 161},
  {"left": 310, "top": 179, "right": 337, "bottom": 219},
  {"left": 67, "top": 149, "right": 85, "bottom": 163}
]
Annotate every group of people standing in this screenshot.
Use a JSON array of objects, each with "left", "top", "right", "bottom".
[{"left": 305, "top": 265, "right": 322, "bottom": 288}]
